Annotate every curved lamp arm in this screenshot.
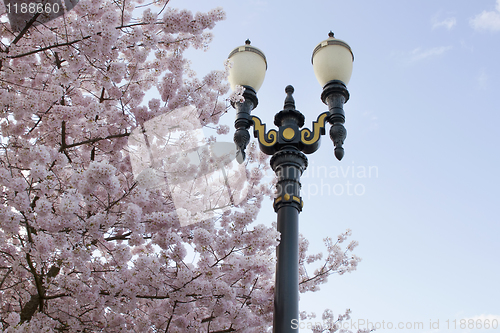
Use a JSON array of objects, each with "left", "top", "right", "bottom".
[{"left": 234, "top": 85, "right": 339, "bottom": 163}]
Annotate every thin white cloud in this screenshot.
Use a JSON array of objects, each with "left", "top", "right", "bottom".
[
  {"left": 462, "top": 314, "right": 500, "bottom": 332},
  {"left": 460, "top": 39, "right": 474, "bottom": 52},
  {"left": 409, "top": 46, "right": 453, "bottom": 62},
  {"left": 470, "top": 0, "right": 500, "bottom": 31},
  {"left": 465, "top": 314, "right": 500, "bottom": 321},
  {"left": 433, "top": 17, "right": 457, "bottom": 30},
  {"left": 362, "top": 110, "right": 379, "bottom": 130},
  {"left": 477, "top": 69, "right": 489, "bottom": 89}
]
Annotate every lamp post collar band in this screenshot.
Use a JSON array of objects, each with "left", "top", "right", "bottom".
[
  {"left": 311, "top": 32, "right": 354, "bottom": 63},
  {"left": 228, "top": 40, "right": 268, "bottom": 70}
]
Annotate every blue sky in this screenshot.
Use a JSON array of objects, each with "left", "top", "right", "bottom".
[{"left": 178, "top": 0, "right": 500, "bottom": 331}]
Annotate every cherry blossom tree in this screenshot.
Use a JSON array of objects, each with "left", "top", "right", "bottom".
[{"left": 0, "top": 1, "right": 362, "bottom": 331}]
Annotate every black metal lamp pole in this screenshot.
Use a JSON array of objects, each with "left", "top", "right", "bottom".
[
  {"left": 229, "top": 33, "right": 353, "bottom": 332},
  {"left": 268, "top": 86, "right": 306, "bottom": 332},
  {"left": 232, "top": 82, "right": 349, "bottom": 332}
]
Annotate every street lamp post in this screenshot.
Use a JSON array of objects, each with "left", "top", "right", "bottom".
[{"left": 228, "top": 32, "right": 354, "bottom": 333}]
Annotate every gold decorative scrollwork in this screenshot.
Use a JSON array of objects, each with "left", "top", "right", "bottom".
[
  {"left": 252, "top": 116, "right": 278, "bottom": 147},
  {"left": 300, "top": 112, "right": 328, "bottom": 145}
]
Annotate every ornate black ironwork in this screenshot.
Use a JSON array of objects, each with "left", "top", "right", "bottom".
[
  {"left": 274, "top": 85, "right": 305, "bottom": 128},
  {"left": 233, "top": 86, "right": 258, "bottom": 163},
  {"left": 321, "top": 80, "right": 350, "bottom": 160},
  {"left": 251, "top": 116, "right": 278, "bottom": 155},
  {"left": 231, "top": 84, "right": 351, "bottom": 333},
  {"left": 248, "top": 85, "right": 328, "bottom": 157},
  {"left": 300, "top": 112, "right": 328, "bottom": 154},
  {"left": 234, "top": 84, "right": 349, "bottom": 161}
]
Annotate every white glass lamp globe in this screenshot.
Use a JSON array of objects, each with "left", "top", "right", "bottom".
[
  {"left": 312, "top": 32, "right": 354, "bottom": 87},
  {"left": 227, "top": 40, "right": 267, "bottom": 92}
]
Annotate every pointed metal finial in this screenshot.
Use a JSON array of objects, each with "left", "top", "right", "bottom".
[
  {"left": 245, "top": 39, "right": 251, "bottom": 45},
  {"left": 328, "top": 31, "right": 334, "bottom": 38},
  {"left": 284, "top": 85, "right": 295, "bottom": 110},
  {"left": 330, "top": 123, "right": 347, "bottom": 161},
  {"left": 334, "top": 147, "right": 344, "bottom": 160}
]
